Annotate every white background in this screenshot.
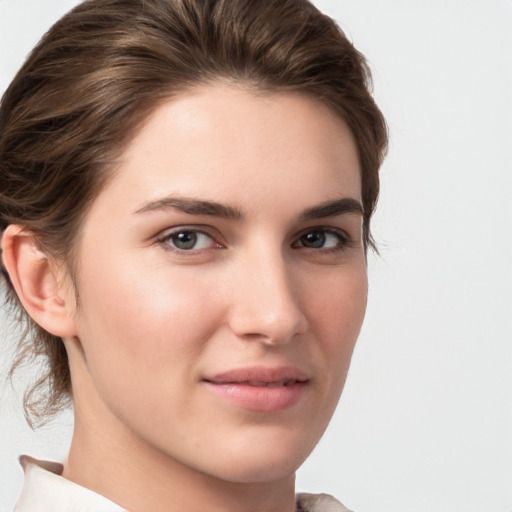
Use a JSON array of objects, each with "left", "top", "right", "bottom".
[{"left": 1, "top": 1, "right": 511, "bottom": 511}]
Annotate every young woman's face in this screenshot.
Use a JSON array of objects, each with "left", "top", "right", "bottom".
[{"left": 65, "top": 84, "right": 367, "bottom": 483}]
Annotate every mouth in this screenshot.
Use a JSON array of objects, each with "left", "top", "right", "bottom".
[
  {"left": 229, "top": 379, "right": 300, "bottom": 387},
  {"left": 202, "top": 366, "right": 309, "bottom": 412}
]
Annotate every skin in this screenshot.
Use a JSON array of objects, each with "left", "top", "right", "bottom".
[{"left": 3, "top": 84, "right": 367, "bottom": 512}]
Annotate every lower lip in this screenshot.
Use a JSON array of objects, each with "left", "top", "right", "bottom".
[{"left": 203, "top": 381, "right": 307, "bottom": 412}]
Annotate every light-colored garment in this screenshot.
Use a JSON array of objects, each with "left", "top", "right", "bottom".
[{"left": 14, "top": 455, "right": 351, "bottom": 512}]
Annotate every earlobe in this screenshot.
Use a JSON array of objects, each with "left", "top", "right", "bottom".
[{"left": 1, "top": 225, "right": 78, "bottom": 338}]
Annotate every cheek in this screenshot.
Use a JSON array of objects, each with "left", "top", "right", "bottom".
[
  {"left": 309, "top": 263, "right": 368, "bottom": 338},
  {"left": 74, "top": 256, "right": 223, "bottom": 379},
  {"left": 70, "top": 261, "right": 226, "bottom": 439},
  {"left": 306, "top": 264, "right": 368, "bottom": 385}
]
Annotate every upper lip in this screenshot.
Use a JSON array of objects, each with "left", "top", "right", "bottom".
[{"left": 203, "top": 366, "right": 310, "bottom": 385}]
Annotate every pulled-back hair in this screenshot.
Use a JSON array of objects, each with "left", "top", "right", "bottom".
[{"left": 0, "top": 0, "right": 387, "bottom": 426}]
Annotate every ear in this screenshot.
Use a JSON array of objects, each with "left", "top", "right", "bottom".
[{"left": 1, "top": 225, "right": 78, "bottom": 338}]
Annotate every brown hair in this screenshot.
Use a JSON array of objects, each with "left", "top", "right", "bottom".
[{"left": 0, "top": 0, "right": 387, "bottom": 427}]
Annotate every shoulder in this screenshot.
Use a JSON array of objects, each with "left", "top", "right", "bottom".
[{"left": 296, "top": 492, "right": 353, "bottom": 512}]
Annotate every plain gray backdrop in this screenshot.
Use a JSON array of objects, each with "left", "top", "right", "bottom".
[{"left": 1, "top": 1, "right": 511, "bottom": 511}]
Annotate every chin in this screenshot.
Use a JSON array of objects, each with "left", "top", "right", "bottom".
[
  {"left": 202, "top": 429, "right": 319, "bottom": 484},
  {"left": 214, "top": 456, "right": 301, "bottom": 484}
]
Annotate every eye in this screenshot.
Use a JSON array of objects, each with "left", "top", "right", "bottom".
[
  {"left": 293, "top": 228, "right": 349, "bottom": 250},
  {"left": 158, "top": 228, "right": 221, "bottom": 252}
]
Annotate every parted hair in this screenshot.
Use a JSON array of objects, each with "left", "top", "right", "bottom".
[{"left": 0, "top": 0, "right": 387, "bottom": 427}]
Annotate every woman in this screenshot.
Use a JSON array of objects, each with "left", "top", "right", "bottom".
[{"left": 0, "top": 0, "right": 387, "bottom": 511}]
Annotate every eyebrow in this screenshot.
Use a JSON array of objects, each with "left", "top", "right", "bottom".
[
  {"left": 298, "top": 197, "right": 364, "bottom": 221},
  {"left": 134, "top": 196, "right": 243, "bottom": 220},
  {"left": 134, "top": 195, "right": 363, "bottom": 221}
]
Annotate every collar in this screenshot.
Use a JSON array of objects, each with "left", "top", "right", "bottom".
[
  {"left": 14, "top": 455, "right": 350, "bottom": 512},
  {"left": 296, "top": 493, "right": 352, "bottom": 512},
  {"left": 14, "top": 456, "right": 126, "bottom": 512}
]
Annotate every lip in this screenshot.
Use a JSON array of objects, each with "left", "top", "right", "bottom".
[{"left": 202, "top": 366, "right": 310, "bottom": 412}]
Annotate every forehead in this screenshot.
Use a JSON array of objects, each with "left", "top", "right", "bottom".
[{"left": 93, "top": 84, "right": 361, "bottom": 218}]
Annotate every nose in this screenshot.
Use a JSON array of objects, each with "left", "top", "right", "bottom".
[{"left": 227, "top": 248, "right": 309, "bottom": 345}]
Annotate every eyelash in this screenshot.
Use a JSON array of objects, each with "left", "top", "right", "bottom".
[{"left": 155, "top": 226, "right": 354, "bottom": 255}]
